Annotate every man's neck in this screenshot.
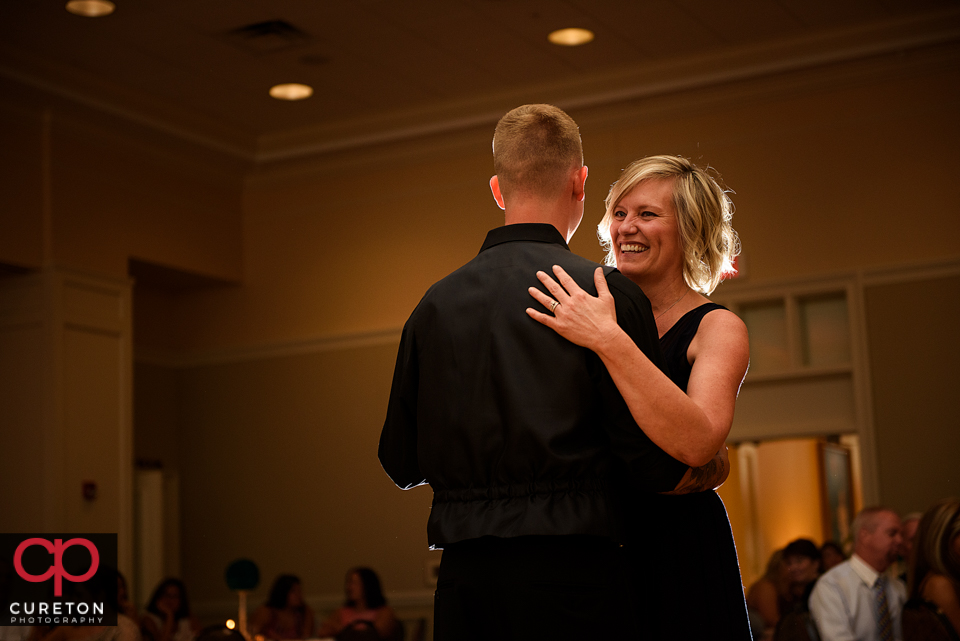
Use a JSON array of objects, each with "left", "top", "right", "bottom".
[{"left": 504, "top": 201, "right": 577, "bottom": 243}]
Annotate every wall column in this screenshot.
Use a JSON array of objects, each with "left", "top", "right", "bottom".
[{"left": 0, "top": 266, "right": 133, "bottom": 578}]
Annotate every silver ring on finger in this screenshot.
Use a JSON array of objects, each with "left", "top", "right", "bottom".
[{"left": 549, "top": 299, "right": 560, "bottom": 313}]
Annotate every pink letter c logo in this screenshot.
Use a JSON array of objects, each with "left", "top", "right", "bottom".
[{"left": 14, "top": 538, "right": 100, "bottom": 597}]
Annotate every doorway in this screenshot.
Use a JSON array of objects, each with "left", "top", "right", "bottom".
[{"left": 718, "top": 435, "right": 864, "bottom": 588}]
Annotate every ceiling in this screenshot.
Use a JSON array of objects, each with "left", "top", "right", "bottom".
[{"left": 1, "top": 0, "right": 959, "bottom": 161}]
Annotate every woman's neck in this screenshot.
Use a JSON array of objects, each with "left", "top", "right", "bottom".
[{"left": 634, "top": 274, "right": 689, "bottom": 316}]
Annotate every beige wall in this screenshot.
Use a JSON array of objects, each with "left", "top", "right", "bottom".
[
  {"left": 159, "top": 46, "right": 960, "bottom": 354},
  {"left": 134, "top": 361, "right": 180, "bottom": 469},
  {"left": 2, "top": 41, "right": 960, "bottom": 618},
  {"left": 0, "top": 79, "right": 245, "bottom": 281},
  {"left": 172, "top": 343, "right": 435, "bottom": 604},
  {"left": 0, "top": 99, "right": 44, "bottom": 268},
  {"left": 0, "top": 307, "right": 47, "bottom": 530},
  {"left": 51, "top": 117, "right": 245, "bottom": 280},
  {"left": 865, "top": 274, "right": 960, "bottom": 515}
]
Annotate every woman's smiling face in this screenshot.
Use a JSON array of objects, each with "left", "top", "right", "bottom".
[{"left": 609, "top": 177, "right": 683, "bottom": 286}]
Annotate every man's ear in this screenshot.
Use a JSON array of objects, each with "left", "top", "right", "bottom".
[
  {"left": 490, "top": 175, "right": 505, "bottom": 210},
  {"left": 575, "top": 165, "right": 589, "bottom": 202}
]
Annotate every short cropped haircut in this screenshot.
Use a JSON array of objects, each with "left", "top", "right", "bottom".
[
  {"left": 597, "top": 155, "right": 739, "bottom": 295},
  {"left": 493, "top": 104, "right": 583, "bottom": 202},
  {"left": 851, "top": 506, "right": 897, "bottom": 540}
]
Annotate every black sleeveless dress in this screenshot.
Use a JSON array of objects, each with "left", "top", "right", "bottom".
[{"left": 627, "top": 303, "right": 753, "bottom": 640}]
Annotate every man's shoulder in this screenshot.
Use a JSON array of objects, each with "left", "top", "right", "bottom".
[
  {"left": 414, "top": 249, "right": 490, "bottom": 297},
  {"left": 479, "top": 234, "right": 605, "bottom": 289},
  {"left": 602, "top": 267, "right": 646, "bottom": 299},
  {"left": 827, "top": 559, "right": 855, "bottom": 577},
  {"left": 538, "top": 254, "right": 650, "bottom": 311},
  {"left": 815, "top": 560, "right": 858, "bottom": 593}
]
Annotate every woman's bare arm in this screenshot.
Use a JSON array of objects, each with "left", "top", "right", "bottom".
[
  {"left": 527, "top": 266, "right": 748, "bottom": 468},
  {"left": 923, "top": 574, "right": 960, "bottom": 634}
]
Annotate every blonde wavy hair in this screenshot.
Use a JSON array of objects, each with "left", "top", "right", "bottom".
[
  {"left": 910, "top": 498, "right": 960, "bottom": 598},
  {"left": 597, "top": 155, "right": 739, "bottom": 295}
]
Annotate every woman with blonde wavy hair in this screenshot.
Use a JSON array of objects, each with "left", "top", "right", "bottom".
[
  {"left": 527, "top": 155, "right": 751, "bottom": 639},
  {"left": 904, "top": 498, "right": 960, "bottom": 639}
]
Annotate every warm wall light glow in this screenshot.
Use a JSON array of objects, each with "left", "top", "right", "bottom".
[
  {"left": 225, "top": 620, "right": 236, "bottom": 630},
  {"left": 269, "top": 83, "right": 313, "bottom": 101},
  {"left": 548, "top": 28, "right": 594, "bottom": 46},
  {"left": 65, "top": 0, "right": 116, "bottom": 17}
]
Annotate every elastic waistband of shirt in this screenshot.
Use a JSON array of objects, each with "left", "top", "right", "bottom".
[{"left": 433, "top": 477, "right": 610, "bottom": 504}]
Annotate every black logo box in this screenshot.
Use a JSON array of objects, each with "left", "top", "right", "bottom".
[{"left": 1, "top": 533, "right": 118, "bottom": 627}]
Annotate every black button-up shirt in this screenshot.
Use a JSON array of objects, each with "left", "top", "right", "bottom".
[{"left": 379, "top": 223, "right": 686, "bottom": 548}]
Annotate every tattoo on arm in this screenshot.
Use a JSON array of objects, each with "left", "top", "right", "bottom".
[{"left": 662, "top": 448, "right": 730, "bottom": 495}]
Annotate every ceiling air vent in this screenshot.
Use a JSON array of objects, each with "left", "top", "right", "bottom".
[{"left": 224, "top": 20, "right": 312, "bottom": 55}]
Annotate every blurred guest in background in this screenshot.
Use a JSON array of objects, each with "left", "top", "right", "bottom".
[
  {"left": 117, "top": 572, "right": 137, "bottom": 622},
  {"left": 904, "top": 498, "right": 960, "bottom": 640},
  {"left": 41, "top": 567, "right": 140, "bottom": 641},
  {"left": 141, "top": 578, "right": 200, "bottom": 641},
  {"left": 894, "top": 513, "right": 923, "bottom": 583},
  {"left": 772, "top": 540, "right": 822, "bottom": 641},
  {"left": 783, "top": 539, "right": 822, "bottom": 605},
  {"left": 810, "top": 507, "right": 905, "bottom": 641},
  {"left": 748, "top": 549, "right": 790, "bottom": 640},
  {"left": 249, "top": 575, "right": 314, "bottom": 640},
  {"left": 316, "top": 568, "right": 400, "bottom": 641},
  {"left": 820, "top": 541, "right": 847, "bottom": 574}
]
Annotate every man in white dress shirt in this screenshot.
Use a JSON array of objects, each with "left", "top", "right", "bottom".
[{"left": 809, "top": 506, "right": 906, "bottom": 641}]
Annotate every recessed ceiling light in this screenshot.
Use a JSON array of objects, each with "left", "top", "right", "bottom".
[
  {"left": 269, "top": 83, "right": 313, "bottom": 101},
  {"left": 548, "top": 28, "right": 594, "bottom": 46},
  {"left": 65, "top": 0, "right": 116, "bottom": 17}
]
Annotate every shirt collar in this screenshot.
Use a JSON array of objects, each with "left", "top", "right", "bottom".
[
  {"left": 850, "top": 553, "right": 882, "bottom": 587},
  {"left": 479, "top": 223, "right": 569, "bottom": 253}
]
